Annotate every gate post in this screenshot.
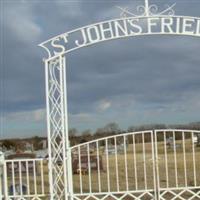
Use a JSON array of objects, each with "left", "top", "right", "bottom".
[
  {"left": 0, "top": 152, "right": 4, "bottom": 199},
  {"left": 45, "top": 55, "right": 73, "bottom": 199}
]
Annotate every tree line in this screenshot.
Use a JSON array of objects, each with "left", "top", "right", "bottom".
[
  {"left": 69, "top": 121, "right": 200, "bottom": 145},
  {"left": 1, "top": 122, "right": 200, "bottom": 150}
]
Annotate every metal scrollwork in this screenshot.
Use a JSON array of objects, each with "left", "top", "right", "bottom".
[{"left": 117, "top": 0, "right": 176, "bottom": 18}]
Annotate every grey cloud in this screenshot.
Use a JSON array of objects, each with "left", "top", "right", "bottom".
[{"left": 1, "top": 0, "right": 200, "bottom": 138}]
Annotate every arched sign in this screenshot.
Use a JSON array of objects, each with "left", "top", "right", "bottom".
[
  {"left": 39, "top": 2, "right": 200, "bottom": 60},
  {"left": 39, "top": 1, "right": 200, "bottom": 199}
]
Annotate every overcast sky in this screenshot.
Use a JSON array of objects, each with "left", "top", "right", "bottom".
[{"left": 1, "top": 0, "right": 200, "bottom": 139}]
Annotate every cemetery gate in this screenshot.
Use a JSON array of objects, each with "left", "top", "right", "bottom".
[{"left": 1, "top": 0, "right": 200, "bottom": 199}]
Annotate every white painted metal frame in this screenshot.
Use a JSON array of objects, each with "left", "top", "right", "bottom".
[
  {"left": 45, "top": 56, "right": 72, "bottom": 200},
  {"left": 70, "top": 129, "right": 200, "bottom": 200},
  {"left": 155, "top": 129, "right": 200, "bottom": 200},
  {"left": 2, "top": 157, "right": 49, "bottom": 199},
  {"left": 40, "top": 15, "right": 200, "bottom": 61},
  {"left": 0, "top": 152, "right": 4, "bottom": 199},
  {"left": 71, "top": 130, "right": 155, "bottom": 200},
  {"left": 1, "top": 0, "right": 200, "bottom": 199},
  {"left": 1, "top": 129, "right": 200, "bottom": 199},
  {"left": 41, "top": 0, "right": 200, "bottom": 197}
]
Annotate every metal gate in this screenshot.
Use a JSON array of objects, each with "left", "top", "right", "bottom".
[
  {"left": 1, "top": 1, "right": 200, "bottom": 199},
  {"left": 1, "top": 129, "right": 200, "bottom": 199},
  {"left": 154, "top": 130, "right": 200, "bottom": 200},
  {"left": 70, "top": 129, "right": 200, "bottom": 200}
]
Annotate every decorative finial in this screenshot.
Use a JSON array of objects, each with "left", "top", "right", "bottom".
[
  {"left": 117, "top": 0, "right": 176, "bottom": 18},
  {"left": 145, "top": 0, "right": 149, "bottom": 16}
]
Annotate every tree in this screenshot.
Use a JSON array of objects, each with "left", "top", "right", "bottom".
[
  {"left": 69, "top": 128, "right": 78, "bottom": 137},
  {"left": 2, "top": 140, "right": 17, "bottom": 150},
  {"left": 69, "top": 128, "right": 79, "bottom": 146},
  {"left": 104, "top": 122, "right": 121, "bottom": 135},
  {"left": 80, "top": 129, "right": 92, "bottom": 143},
  {"left": 82, "top": 129, "right": 92, "bottom": 137},
  {"left": 32, "top": 136, "right": 41, "bottom": 150},
  {"left": 127, "top": 126, "right": 136, "bottom": 132},
  {"left": 95, "top": 122, "right": 121, "bottom": 137}
]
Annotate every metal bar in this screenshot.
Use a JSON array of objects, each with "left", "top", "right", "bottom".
[
  {"left": 19, "top": 161, "right": 23, "bottom": 195},
  {"left": 87, "top": 143, "right": 92, "bottom": 193},
  {"left": 96, "top": 141, "right": 101, "bottom": 193},
  {"left": 26, "top": 161, "right": 30, "bottom": 195},
  {"left": 164, "top": 131, "right": 169, "bottom": 188},
  {"left": 145, "top": 0, "right": 149, "bottom": 16},
  {"left": 3, "top": 160, "right": 8, "bottom": 198},
  {"left": 12, "top": 161, "right": 16, "bottom": 196},
  {"left": 5, "top": 158, "right": 44, "bottom": 162},
  {"left": 40, "top": 160, "right": 45, "bottom": 194},
  {"left": 142, "top": 132, "right": 147, "bottom": 190},
  {"left": 67, "top": 148, "right": 73, "bottom": 199},
  {"left": 132, "top": 134, "right": 138, "bottom": 190},
  {"left": 124, "top": 135, "right": 129, "bottom": 191},
  {"left": 71, "top": 130, "right": 156, "bottom": 150},
  {"left": 0, "top": 154, "right": 3, "bottom": 200},
  {"left": 63, "top": 56, "right": 73, "bottom": 199},
  {"left": 33, "top": 160, "right": 37, "bottom": 195},
  {"left": 105, "top": 139, "right": 110, "bottom": 192},
  {"left": 114, "top": 137, "right": 119, "bottom": 192},
  {"left": 78, "top": 146, "right": 83, "bottom": 194},
  {"left": 154, "top": 130, "right": 160, "bottom": 200},
  {"left": 72, "top": 189, "right": 160, "bottom": 196},
  {"left": 59, "top": 55, "right": 69, "bottom": 199},
  {"left": 151, "top": 131, "right": 157, "bottom": 199},
  {"left": 45, "top": 59, "right": 54, "bottom": 200},
  {"left": 182, "top": 131, "right": 187, "bottom": 187},
  {"left": 192, "top": 132, "right": 197, "bottom": 187},
  {"left": 173, "top": 131, "right": 178, "bottom": 187}
]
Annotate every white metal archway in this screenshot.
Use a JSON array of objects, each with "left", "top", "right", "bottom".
[{"left": 12, "top": 0, "right": 199, "bottom": 199}]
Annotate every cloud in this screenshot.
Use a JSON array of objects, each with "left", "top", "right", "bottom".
[
  {"left": 1, "top": 0, "right": 200, "bottom": 138},
  {"left": 70, "top": 112, "right": 93, "bottom": 123},
  {"left": 2, "top": 2, "right": 42, "bottom": 42},
  {"left": 4, "top": 108, "right": 45, "bottom": 123},
  {"left": 97, "top": 100, "right": 111, "bottom": 111},
  {"left": 54, "top": 1, "right": 83, "bottom": 18},
  {"left": 1, "top": 108, "right": 46, "bottom": 139}
]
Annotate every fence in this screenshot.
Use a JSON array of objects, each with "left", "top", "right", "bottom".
[
  {"left": 0, "top": 156, "right": 49, "bottom": 199},
  {"left": 0, "top": 129, "right": 200, "bottom": 199}
]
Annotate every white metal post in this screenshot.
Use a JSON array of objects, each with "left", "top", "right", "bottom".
[
  {"left": 153, "top": 130, "right": 160, "bottom": 200},
  {"left": 62, "top": 56, "right": 73, "bottom": 199},
  {"left": 45, "top": 59, "right": 53, "bottom": 200},
  {"left": 1, "top": 152, "right": 8, "bottom": 199},
  {"left": 0, "top": 152, "right": 4, "bottom": 199},
  {"left": 45, "top": 56, "right": 72, "bottom": 199}
]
